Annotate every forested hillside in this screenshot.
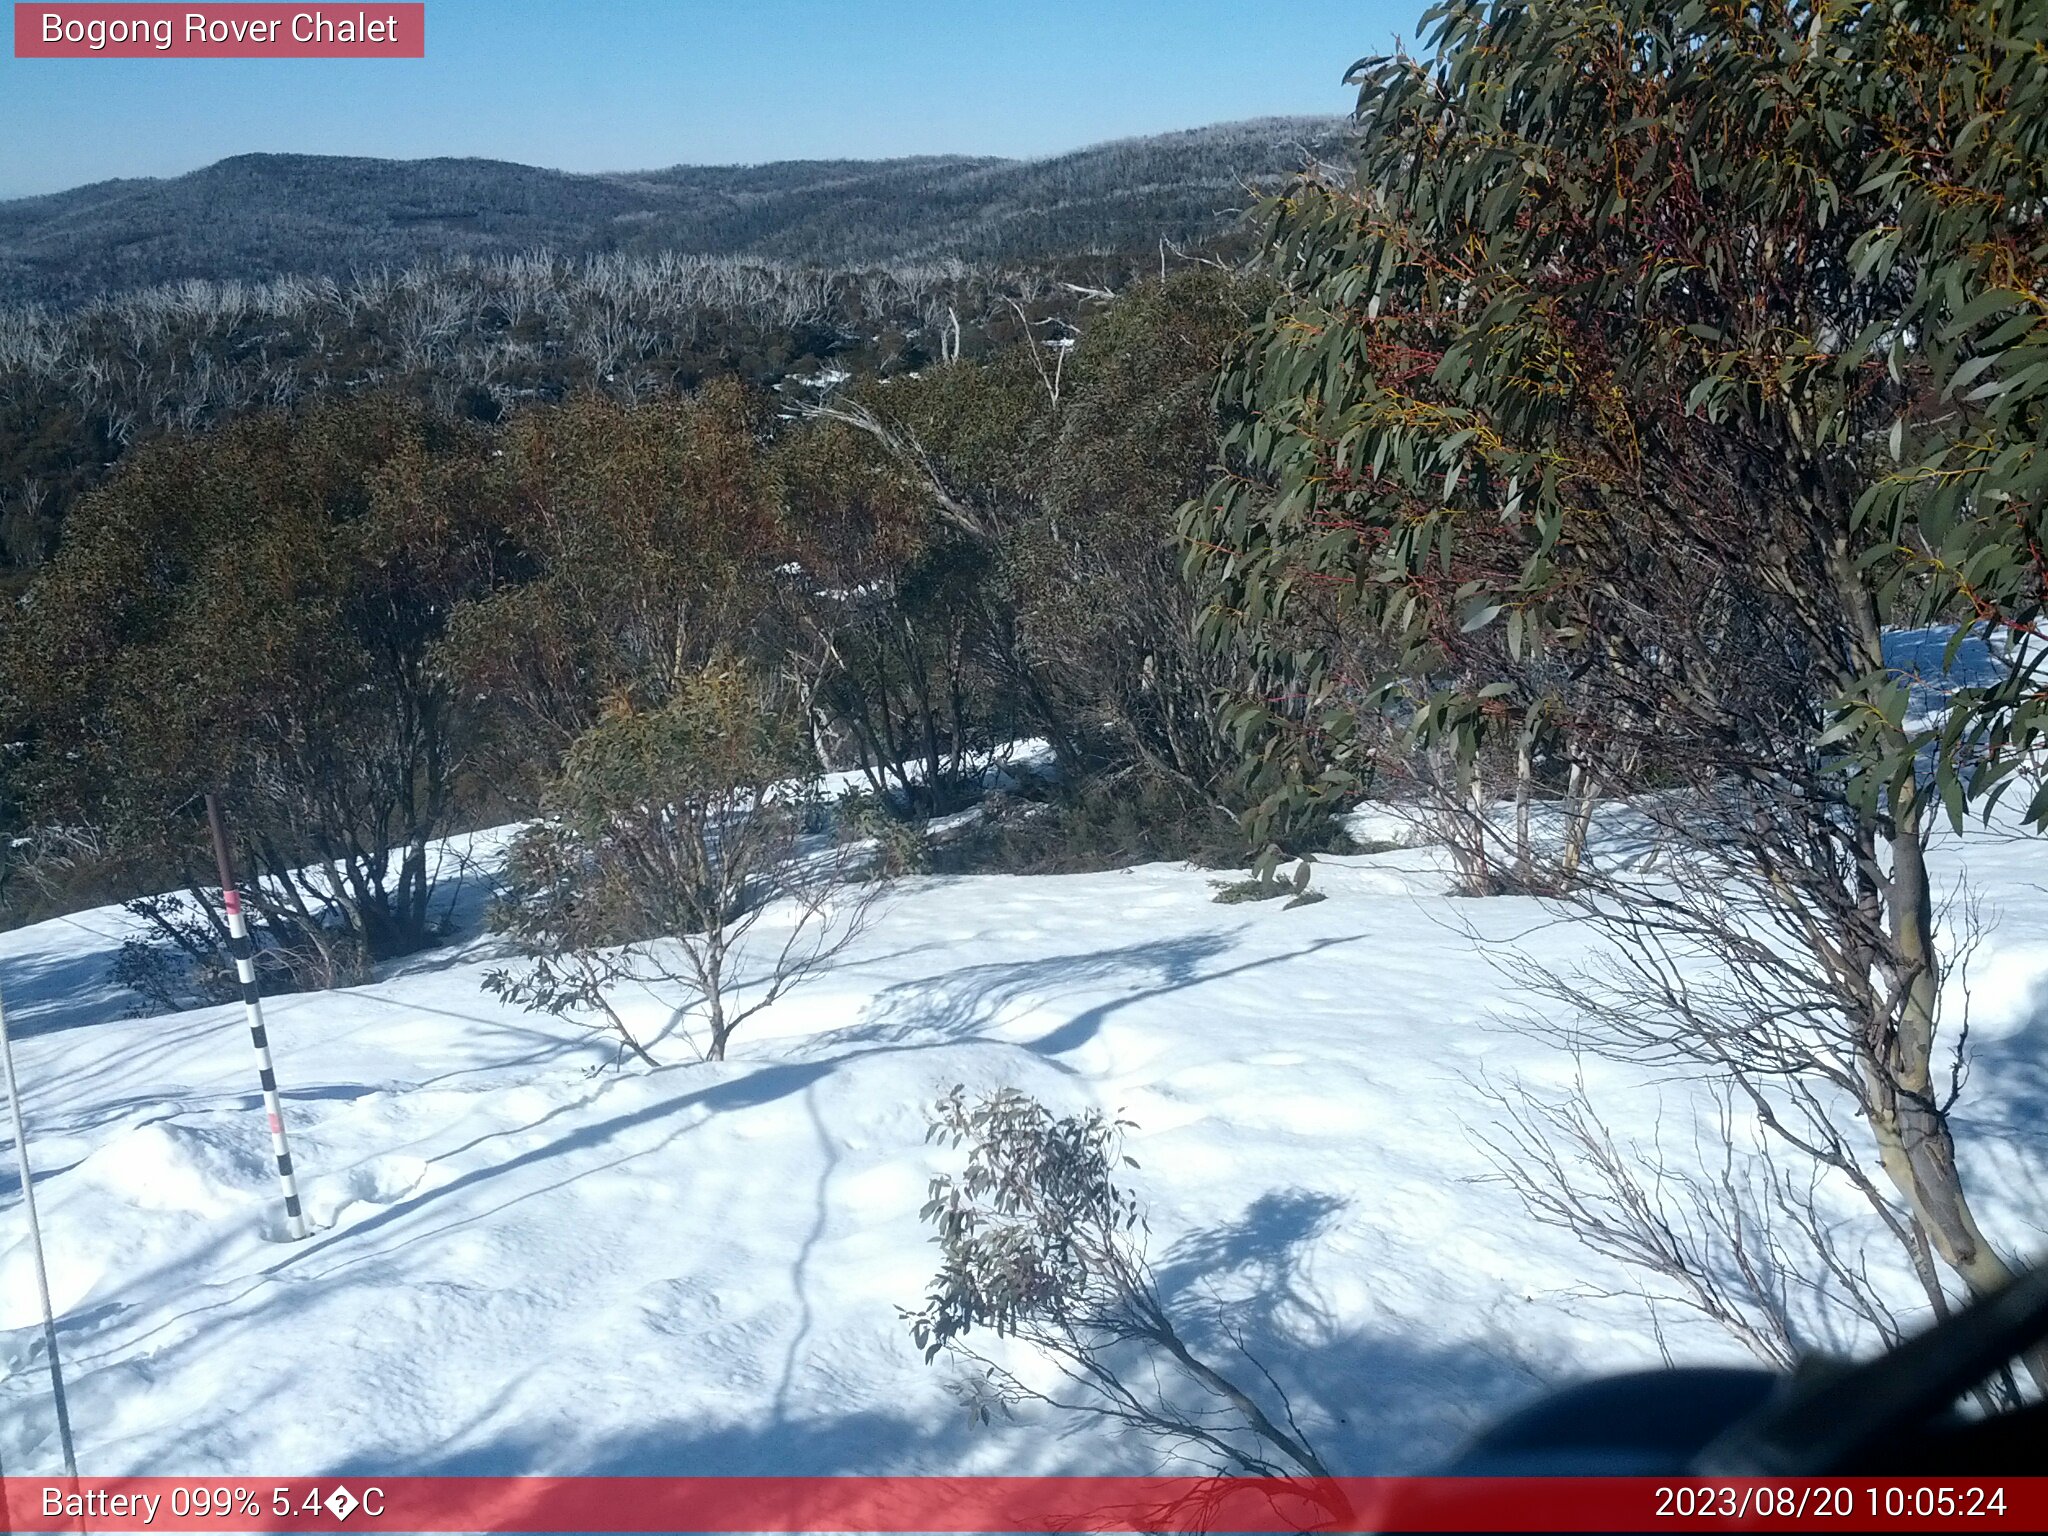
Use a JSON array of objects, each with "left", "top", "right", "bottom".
[
  {"left": 0, "top": 117, "right": 1345, "bottom": 306},
  {"left": 0, "top": 116, "right": 1343, "bottom": 582}
]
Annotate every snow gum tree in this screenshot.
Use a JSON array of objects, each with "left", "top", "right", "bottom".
[
  {"left": 1186, "top": 0, "right": 2048, "bottom": 1337},
  {"left": 782, "top": 270, "right": 1298, "bottom": 846},
  {"left": 2, "top": 396, "right": 509, "bottom": 992},
  {"left": 441, "top": 379, "right": 785, "bottom": 793},
  {"left": 774, "top": 413, "right": 1023, "bottom": 815},
  {"left": 486, "top": 662, "right": 878, "bottom": 1065}
]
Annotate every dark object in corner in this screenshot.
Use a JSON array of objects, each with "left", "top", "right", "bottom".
[{"left": 1447, "top": 1265, "right": 2048, "bottom": 1475}]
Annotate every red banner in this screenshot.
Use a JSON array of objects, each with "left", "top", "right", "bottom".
[
  {"left": 13, "top": 4, "right": 424, "bottom": 58},
  {"left": 1, "top": 1476, "right": 2043, "bottom": 1532}
]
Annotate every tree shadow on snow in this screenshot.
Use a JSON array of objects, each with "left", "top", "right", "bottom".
[
  {"left": 54, "top": 923, "right": 1546, "bottom": 1478},
  {"left": 1146, "top": 1187, "right": 1545, "bottom": 1474},
  {"left": 43, "top": 1152, "right": 1543, "bottom": 1479},
  {"left": 394, "top": 1406, "right": 959, "bottom": 1478},
  {"left": 374, "top": 1187, "right": 1541, "bottom": 1479},
  {"left": 366, "top": 1331, "right": 1533, "bottom": 1479},
  {"left": 251, "top": 933, "right": 1305, "bottom": 1267},
  {"left": 82, "top": 1157, "right": 1546, "bottom": 1480},
  {"left": 821, "top": 930, "right": 1377, "bottom": 1062},
  {"left": 813, "top": 933, "right": 1232, "bottom": 1055},
  {"left": 0, "top": 939, "right": 135, "bottom": 1038},
  {"left": 1953, "top": 974, "right": 2048, "bottom": 1232},
  {"left": 1959, "top": 972, "right": 2048, "bottom": 1138}
]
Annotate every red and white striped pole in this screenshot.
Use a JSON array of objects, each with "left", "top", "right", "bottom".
[{"left": 205, "top": 794, "right": 308, "bottom": 1241}]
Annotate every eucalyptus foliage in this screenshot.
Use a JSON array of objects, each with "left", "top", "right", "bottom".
[
  {"left": 906, "top": 1086, "right": 1333, "bottom": 1480},
  {"left": 1185, "top": 0, "right": 2048, "bottom": 835}
]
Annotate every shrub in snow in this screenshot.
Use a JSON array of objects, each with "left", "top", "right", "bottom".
[
  {"left": 485, "top": 662, "right": 880, "bottom": 1065},
  {"left": 840, "top": 790, "right": 934, "bottom": 878},
  {"left": 1211, "top": 856, "right": 1322, "bottom": 908},
  {"left": 907, "top": 1085, "right": 1333, "bottom": 1483}
]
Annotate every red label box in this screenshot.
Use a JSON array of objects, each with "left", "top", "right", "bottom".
[{"left": 14, "top": 4, "right": 424, "bottom": 57}]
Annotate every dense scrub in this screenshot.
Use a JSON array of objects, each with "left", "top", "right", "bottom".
[
  {"left": 0, "top": 268, "right": 1298, "bottom": 971},
  {"left": 0, "top": 252, "right": 1121, "bottom": 587}
]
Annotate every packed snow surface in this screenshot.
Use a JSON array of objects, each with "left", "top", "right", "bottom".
[{"left": 2, "top": 815, "right": 2046, "bottom": 1477}]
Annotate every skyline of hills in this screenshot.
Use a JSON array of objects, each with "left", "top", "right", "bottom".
[{"left": 0, "top": 116, "right": 1349, "bottom": 306}]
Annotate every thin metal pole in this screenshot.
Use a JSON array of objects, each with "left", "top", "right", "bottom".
[
  {"left": 0, "top": 980, "right": 79, "bottom": 1478},
  {"left": 205, "top": 794, "right": 308, "bottom": 1241}
]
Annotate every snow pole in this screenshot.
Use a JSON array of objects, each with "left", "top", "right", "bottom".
[
  {"left": 0, "top": 980, "right": 80, "bottom": 1479},
  {"left": 205, "top": 794, "right": 308, "bottom": 1241}
]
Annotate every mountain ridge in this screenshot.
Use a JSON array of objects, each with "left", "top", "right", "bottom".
[{"left": 0, "top": 116, "right": 1349, "bottom": 306}]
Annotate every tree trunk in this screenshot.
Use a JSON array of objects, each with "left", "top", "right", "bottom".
[
  {"left": 1826, "top": 538, "right": 2047, "bottom": 1390},
  {"left": 1513, "top": 731, "right": 1535, "bottom": 891},
  {"left": 1465, "top": 760, "right": 1491, "bottom": 893},
  {"left": 1870, "top": 784, "right": 2020, "bottom": 1294},
  {"left": 704, "top": 982, "right": 730, "bottom": 1062},
  {"left": 1559, "top": 761, "right": 1597, "bottom": 890}
]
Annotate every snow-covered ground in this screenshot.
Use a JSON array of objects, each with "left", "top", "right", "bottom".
[{"left": 2, "top": 813, "right": 2046, "bottom": 1477}]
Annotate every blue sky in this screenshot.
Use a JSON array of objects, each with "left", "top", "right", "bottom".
[{"left": 0, "top": 1, "right": 1420, "bottom": 199}]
